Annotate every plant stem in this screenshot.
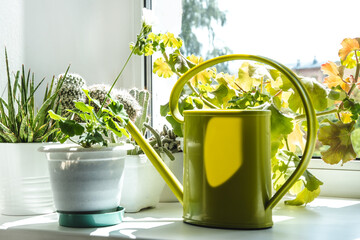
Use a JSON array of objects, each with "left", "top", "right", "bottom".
[
  {"left": 294, "top": 108, "right": 338, "bottom": 121},
  {"left": 99, "top": 26, "right": 145, "bottom": 113},
  {"left": 162, "top": 52, "right": 219, "bottom": 109}
]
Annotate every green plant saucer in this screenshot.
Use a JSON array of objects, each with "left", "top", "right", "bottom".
[{"left": 58, "top": 207, "right": 125, "bottom": 228}]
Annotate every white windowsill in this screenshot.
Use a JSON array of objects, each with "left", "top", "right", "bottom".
[
  {"left": 1, "top": 197, "right": 360, "bottom": 240},
  {"left": 308, "top": 158, "right": 360, "bottom": 198}
]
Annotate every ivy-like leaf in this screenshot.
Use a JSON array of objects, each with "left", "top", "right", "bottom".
[
  {"left": 236, "top": 62, "right": 261, "bottom": 92},
  {"left": 48, "top": 110, "right": 66, "bottom": 121},
  {"left": 210, "top": 84, "right": 236, "bottom": 108},
  {"left": 108, "top": 100, "right": 129, "bottom": 123},
  {"left": 285, "top": 187, "right": 321, "bottom": 206},
  {"left": 318, "top": 119, "right": 356, "bottom": 165},
  {"left": 287, "top": 122, "right": 305, "bottom": 152},
  {"left": 75, "top": 102, "right": 93, "bottom": 113},
  {"left": 273, "top": 150, "right": 323, "bottom": 205},
  {"left": 321, "top": 61, "right": 350, "bottom": 92},
  {"left": 288, "top": 77, "right": 328, "bottom": 112},
  {"left": 258, "top": 103, "right": 293, "bottom": 157},
  {"left": 153, "top": 57, "right": 173, "bottom": 78},
  {"left": 165, "top": 115, "right": 183, "bottom": 137},
  {"left": 216, "top": 73, "right": 238, "bottom": 90},
  {"left": 168, "top": 51, "right": 192, "bottom": 74},
  {"left": 160, "top": 102, "right": 170, "bottom": 117},
  {"left": 59, "top": 120, "right": 84, "bottom": 137},
  {"left": 161, "top": 32, "right": 183, "bottom": 49},
  {"left": 268, "top": 69, "right": 293, "bottom": 91},
  {"left": 338, "top": 38, "right": 360, "bottom": 61}
]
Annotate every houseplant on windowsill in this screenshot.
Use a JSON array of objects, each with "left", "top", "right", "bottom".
[
  {"left": 137, "top": 30, "right": 360, "bottom": 205},
  {"left": 39, "top": 90, "right": 133, "bottom": 227},
  {"left": 0, "top": 49, "right": 70, "bottom": 216},
  {"left": 39, "top": 10, "right": 155, "bottom": 227},
  {"left": 120, "top": 88, "right": 179, "bottom": 212}
]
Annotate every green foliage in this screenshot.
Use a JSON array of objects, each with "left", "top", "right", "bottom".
[
  {"left": 133, "top": 23, "right": 360, "bottom": 205},
  {"left": 129, "top": 88, "right": 150, "bottom": 135},
  {"left": 0, "top": 49, "right": 69, "bottom": 143},
  {"left": 288, "top": 77, "right": 329, "bottom": 113},
  {"left": 273, "top": 150, "right": 323, "bottom": 206},
  {"left": 318, "top": 119, "right": 356, "bottom": 165},
  {"left": 49, "top": 90, "right": 129, "bottom": 148}
]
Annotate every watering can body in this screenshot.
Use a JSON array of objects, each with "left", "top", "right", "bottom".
[
  {"left": 126, "top": 54, "right": 316, "bottom": 229},
  {"left": 183, "top": 110, "right": 272, "bottom": 228}
]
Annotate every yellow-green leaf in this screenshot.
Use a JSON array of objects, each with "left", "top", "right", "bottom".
[
  {"left": 236, "top": 62, "right": 261, "bottom": 92},
  {"left": 321, "top": 61, "right": 350, "bottom": 92},
  {"left": 287, "top": 122, "right": 305, "bottom": 152},
  {"left": 285, "top": 187, "right": 321, "bottom": 206},
  {"left": 318, "top": 119, "right": 356, "bottom": 165},
  {"left": 161, "top": 32, "right": 182, "bottom": 49},
  {"left": 153, "top": 57, "right": 173, "bottom": 78},
  {"left": 338, "top": 38, "right": 360, "bottom": 61},
  {"left": 187, "top": 55, "right": 204, "bottom": 65}
]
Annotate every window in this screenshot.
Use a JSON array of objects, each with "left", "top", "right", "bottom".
[{"left": 150, "top": 0, "right": 360, "bottom": 198}]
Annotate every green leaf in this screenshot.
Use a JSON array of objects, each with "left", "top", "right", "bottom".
[
  {"left": 236, "top": 62, "right": 261, "bottom": 92},
  {"left": 153, "top": 57, "right": 174, "bottom": 78},
  {"left": 74, "top": 102, "right": 93, "bottom": 113},
  {"left": 48, "top": 110, "right": 66, "bottom": 121},
  {"left": 261, "top": 103, "right": 293, "bottom": 157},
  {"left": 302, "top": 170, "right": 323, "bottom": 192},
  {"left": 285, "top": 187, "right": 321, "bottom": 206},
  {"left": 288, "top": 77, "right": 328, "bottom": 112},
  {"left": 108, "top": 100, "right": 129, "bottom": 123},
  {"left": 5, "top": 49, "right": 16, "bottom": 133},
  {"left": 210, "top": 84, "right": 236, "bottom": 108},
  {"left": 165, "top": 115, "right": 183, "bottom": 137},
  {"left": 268, "top": 69, "right": 293, "bottom": 91},
  {"left": 160, "top": 102, "right": 170, "bottom": 117},
  {"left": 33, "top": 94, "right": 57, "bottom": 130},
  {"left": 168, "top": 50, "right": 191, "bottom": 74},
  {"left": 59, "top": 120, "right": 84, "bottom": 137},
  {"left": 318, "top": 119, "right": 356, "bottom": 165},
  {"left": 0, "top": 122, "right": 17, "bottom": 142}
]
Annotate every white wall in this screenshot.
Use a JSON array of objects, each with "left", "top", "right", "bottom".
[
  {"left": 0, "top": 0, "right": 143, "bottom": 104},
  {"left": 0, "top": 0, "right": 24, "bottom": 96}
]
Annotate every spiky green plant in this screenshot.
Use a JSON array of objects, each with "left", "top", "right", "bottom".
[
  {"left": 113, "top": 89, "right": 141, "bottom": 122},
  {"left": 57, "top": 73, "right": 86, "bottom": 117},
  {"left": 129, "top": 88, "right": 150, "bottom": 134},
  {"left": 0, "top": 49, "right": 69, "bottom": 143}
]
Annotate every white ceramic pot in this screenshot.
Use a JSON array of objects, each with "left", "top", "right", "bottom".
[
  {"left": 39, "top": 143, "right": 132, "bottom": 212},
  {"left": 120, "top": 154, "right": 170, "bottom": 212},
  {"left": 0, "top": 143, "right": 55, "bottom": 216},
  {"left": 160, "top": 152, "right": 183, "bottom": 202}
]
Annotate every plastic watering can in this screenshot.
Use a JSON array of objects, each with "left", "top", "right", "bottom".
[{"left": 126, "top": 54, "right": 316, "bottom": 229}]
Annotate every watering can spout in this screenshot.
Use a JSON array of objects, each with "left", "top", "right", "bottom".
[{"left": 125, "top": 120, "right": 184, "bottom": 205}]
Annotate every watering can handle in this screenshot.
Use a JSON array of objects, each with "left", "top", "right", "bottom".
[{"left": 169, "top": 54, "right": 317, "bottom": 209}]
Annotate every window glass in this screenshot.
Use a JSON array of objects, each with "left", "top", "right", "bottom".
[{"left": 151, "top": 0, "right": 360, "bottom": 157}]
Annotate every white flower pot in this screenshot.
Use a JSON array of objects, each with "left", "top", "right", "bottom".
[
  {"left": 39, "top": 144, "right": 132, "bottom": 212},
  {"left": 120, "top": 154, "right": 170, "bottom": 212},
  {"left": 160, "top": 152, "right": 183, "bottom": 202},
  {"left": 0, "top": 143, "right": 55, "bottom": 216}
]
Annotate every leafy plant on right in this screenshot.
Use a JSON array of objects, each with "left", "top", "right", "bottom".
[
  {"left": 138, "top": 32, "right": 360, "bottom": 205},
  {"left": 317, "top": 38, "right": 360, "bottom": 165}
]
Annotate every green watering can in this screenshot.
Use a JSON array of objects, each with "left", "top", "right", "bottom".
[{"left": 126, "top": 54, "right": 316, "bottom": 229}]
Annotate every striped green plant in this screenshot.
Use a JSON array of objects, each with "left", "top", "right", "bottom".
[{"left": 0, "top": 49, "right": 69, "bottom": 143}]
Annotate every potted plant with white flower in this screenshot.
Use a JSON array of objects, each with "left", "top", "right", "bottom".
[{"left": 39, "top": 9, "right": 156, "bottom": 227}]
